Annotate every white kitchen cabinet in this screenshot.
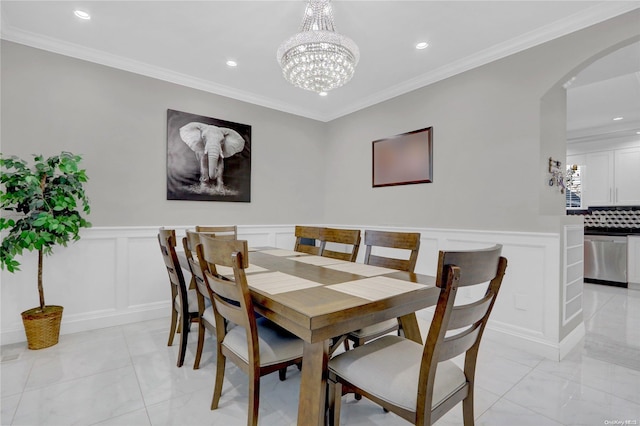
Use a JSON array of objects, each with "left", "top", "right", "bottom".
[
  {"left": 615, "top": 147, "right": 640, "bottom": 205},
  {"left": 584, "top": 151, "right": 614, "bottom": 206},
  {"left": 581, "top": 147, "right": 640, "bottom": 207}
]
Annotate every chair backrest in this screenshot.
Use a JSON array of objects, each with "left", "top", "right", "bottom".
[
  {"left": 182, "top": 231, "right": 211, "bottom": 301},
  {"left": 417, "top": 245, "right": 507, "bottom": 420},
  {"left": 183, "top": 229, "right": 200, "bottom": 262},
  {"left": 197, "top": 235, "right": 258, "bottom": 362},
  {"left": 363, "top": 230, "right": 421, "bottom": 272},
  {"left": 321, "top": 228, "right": 361, "bottom": 262},
  {"left": 195, "top": 225, "right": 238, "bottom": 240},
  {"left": 158, "top": 228, "right": 189, "bottom": 313},
  {"left": 293, "top": 225, "right": 325, "bottom": 255}
]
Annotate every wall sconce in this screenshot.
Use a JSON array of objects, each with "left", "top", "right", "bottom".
[{"left": 548, "top": 157, "right": 565, "bottom": 193}]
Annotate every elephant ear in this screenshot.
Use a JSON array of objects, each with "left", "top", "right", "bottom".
[
  {"left": 220, "top": 128, "right": 245, "bottom": 158},
  {"left": 179, "top": 122, "right": 207, "bottom": 150}
]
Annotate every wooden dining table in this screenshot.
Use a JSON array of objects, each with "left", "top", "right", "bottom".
[{"left": 180, "top": 247, "right": 439, "bottom": 426}]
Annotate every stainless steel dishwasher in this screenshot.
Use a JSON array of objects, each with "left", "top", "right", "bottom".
[{"left": 584, "top": 234, "right": 627, "bottom": 286}]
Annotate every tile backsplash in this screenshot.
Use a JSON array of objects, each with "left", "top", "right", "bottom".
[{"left": 572, "top": 207, "right": 640, "bottom": 229}]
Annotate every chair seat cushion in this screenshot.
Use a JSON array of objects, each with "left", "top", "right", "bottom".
[
  {"left": 202, "top": 307, "right": 215, "bottom": 326},
  {"left": 174, "top": 288, "right": 200, "bottom": 313},
  {"left": 223, "top": 317, "right": 303, "bottom": 367},
  {"left": 174, "top": 289, "right": 211, "bottom": 314},
  {"left": 329, "top": 335, "right": 466, "bottom": 412},
  {"left": 202, "top": 308, "right": 236, "bottom": 332},
  {"left": 349, "top": 319, "right": 399, "bottom": 339}
]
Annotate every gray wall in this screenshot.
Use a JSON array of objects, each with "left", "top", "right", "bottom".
[
  {"left": 2, "top": 10, "right": 639, "bottom": 232},
  {"left": 324, "top": 10, "right": 640, "bottom": 233},
  {"left": 1, "top": 41, "right": 327, "bottom": 226}
]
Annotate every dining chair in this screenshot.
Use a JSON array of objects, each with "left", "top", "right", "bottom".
[
  {"left": 321, "top": 227, "right": 361, "bottom": 262},
  {"left": 158, "top": 228, "right": 200, "bottom": 368},
  {"left": 293, "top": 225, "right": 325, "bottom": 255},
  {"left": 182, "top": 230, "right": 214, "bottom": 370},
  {"left": 328, "top": 245, "right": 507, "bottom": 426},
  {"left": 344, "top": 230, "right": 421, "bottom": 350},
  {"left": 195, "top": 225, "right": 238, "bottom": 240},
  {"left": 197, "top": 235, "right": 304, "bottom": 426}
]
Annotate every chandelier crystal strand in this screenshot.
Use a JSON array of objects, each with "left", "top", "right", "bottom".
[{"left": 277, "top": 0, "right": 359, "bottom": 94}]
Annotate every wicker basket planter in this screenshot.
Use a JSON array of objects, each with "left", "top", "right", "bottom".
[{"left": 21, "top": 305, "right": 64, "bottom": 350}]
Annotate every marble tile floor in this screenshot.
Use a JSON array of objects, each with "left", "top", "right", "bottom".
[{"left": 1, "top": 283, "right": 639, "bottom": 426}]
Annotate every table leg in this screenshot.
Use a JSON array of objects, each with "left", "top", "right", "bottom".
[
  {"left": 297, "top": 339, "right": 330, "bottom": 426},
  {"left": 399, "top": 312, "right": 422, "bottom": 344}
]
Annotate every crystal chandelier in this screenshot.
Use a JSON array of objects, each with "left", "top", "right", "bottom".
[{"left": 277, "top": 0, "right": 359, "bottom": 94}]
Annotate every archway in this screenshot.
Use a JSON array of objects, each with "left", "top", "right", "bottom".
[
  {"left": 539, "top": 34, "right": 640, "bottom": 365},
  {"left": 538, "top": 36, "right": 640, "bottom": 217},
  {"left": 565, "top": 40, "right": 640, "bottom": 210}
]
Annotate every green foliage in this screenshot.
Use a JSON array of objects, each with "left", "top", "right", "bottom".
[{"left": 0, "top": 152, "right": 91, "bottom": 274}]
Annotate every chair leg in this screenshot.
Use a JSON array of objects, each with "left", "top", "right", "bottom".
[
  {"left": 279, "top": 367, "right": 287, "bottom": 381},
  {"left": 462, "top": 390, "right": 474, "bottom": 425},
  {"left": 168, "top": 308, "right": 178, "bottom": 346},
  {"left": 193, "top": 321, "right": 205, "bottom": 369},
  {"left": 247, "top": 373, "right": 260, "bottom": 426},
  {"left": 327, "top": 380, "right": 334, "bottom": 426},
  {"left": 211, "top": 352, "right": 226, "bottom": 410},
  {"left": 176, "top": 315, "right": 189, "bottom": 368},
  {"left": 353, "top": 338, "right": 363, "bottom": 400},
  {"left": 328, "top": 380, "right": 342, "bottom": 426}
]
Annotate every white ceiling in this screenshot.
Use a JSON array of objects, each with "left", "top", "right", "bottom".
[
  {"left": 566, "top": 41, "right": 640, "bottom": 142},
  {"left": 1, "top": 0, "right": 639, "bottom": 131}
]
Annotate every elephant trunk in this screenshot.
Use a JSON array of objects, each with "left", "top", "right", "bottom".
[{"left": 208, "top": 152, "right": 219, "bottom": 181}]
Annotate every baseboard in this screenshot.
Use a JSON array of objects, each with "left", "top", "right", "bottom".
[
  {"left": 0, "top": 303, "right": 169, "bottom": 346},
  {"left": 558, "top": 321, "right": 586, "bottom": 359},
  {"left": 483, "top": 323, "right": 585, "bottom": 361},
  {"left": 483, "top": 322, "right": 583, "bottom": 361}
]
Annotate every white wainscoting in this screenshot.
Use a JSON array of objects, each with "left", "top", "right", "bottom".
[
  {"left": 1, "top": 224, "right": 581, "bottom": 360},
  {"left": 564, "top": 225, "right": 584, "bottom": 325}
]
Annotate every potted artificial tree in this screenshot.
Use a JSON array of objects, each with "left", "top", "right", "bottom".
[{"left": 0, "top": 152, "right": 91, "bottom": 349}]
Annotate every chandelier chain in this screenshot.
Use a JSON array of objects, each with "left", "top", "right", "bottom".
[{"left": 300, "top": 0, "right": 335, "bottom": 33}]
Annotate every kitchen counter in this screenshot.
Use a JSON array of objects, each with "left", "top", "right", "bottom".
[{"left": 584, "top": 227, "right": 640, "bottom": 236}]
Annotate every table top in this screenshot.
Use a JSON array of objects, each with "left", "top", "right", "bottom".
[{"left": 241, "top": 248, "right": 438, "bottom": 343}]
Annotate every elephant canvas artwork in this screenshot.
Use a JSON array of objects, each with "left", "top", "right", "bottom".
[{"left": 167, "top": 109, "right": 251, "bottom": 202}]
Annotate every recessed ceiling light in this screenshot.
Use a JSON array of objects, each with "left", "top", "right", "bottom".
[
  {"left": 613, "top": 117, "right": 624, "bottom": 121},
  {"left": 415, "top": 42, "right": 429, "bottom": 50},
  {"left": 74, "top": 10, "right": 91, "bottom": 20},
  {"left": 636, "top": 131, "right": 640, "bottom": 135},
  {"left": 226, "top": 60, "right": 237, "bottom": 67},
  {"left": 319, "top": 91, "right": 328, "bottom": 97}
]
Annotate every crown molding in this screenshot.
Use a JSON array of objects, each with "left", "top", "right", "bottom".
[
  {"left": 2, "top": 2, "right": 638, "bottom": 123},
  {"left": 324, "top": 2, "right": 640, "bottom": 121},
  {"left": 568, "top": 117, "right": 640, "bottom": 143},
  {"left": 0, "top": 25, "right": 327, "bottom": 122}
]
